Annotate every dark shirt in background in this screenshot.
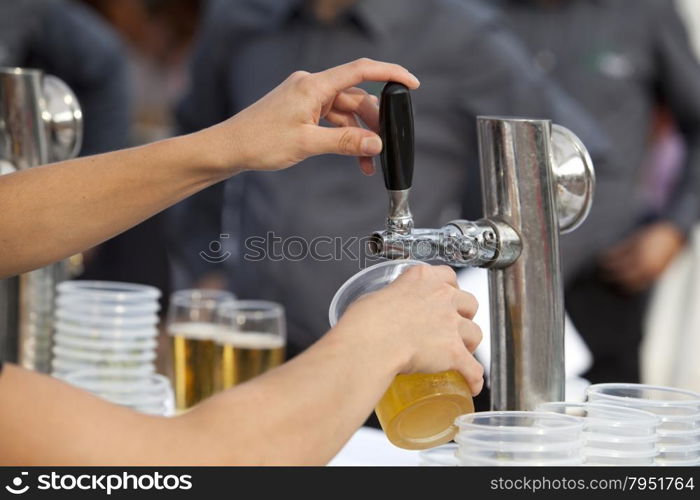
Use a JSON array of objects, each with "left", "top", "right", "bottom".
[
  {"left": 499, "top": 0, "right": 700, "bottom": 261},
  {"left": 498, "top": 0, "right": 700, "bottom": 384},
  {"left": 173, "top": 0, "right": 610, "bottom": 356}
]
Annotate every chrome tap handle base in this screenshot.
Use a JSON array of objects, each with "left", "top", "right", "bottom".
[{"left": 369, "top": 219, "right": 517, "bottom": 268}]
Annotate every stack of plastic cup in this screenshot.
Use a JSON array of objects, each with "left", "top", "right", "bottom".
[
  {"left": 51, "top": 281, "right": 174, "bottom": 416},
  {"left": 63, "top": 369, "right": 174, "bottom": 416},
  {"left": 51, "top": 281, "right": 161, "bottom": 378},
  {"left": 587, "top": 384, "right": 700, "bottom": 466},
  {"left": 454, "top": 411, "right": 585, "bottom": 466},
  {"left": 536, "top": 402, "right": 660, "bottom": 465}
]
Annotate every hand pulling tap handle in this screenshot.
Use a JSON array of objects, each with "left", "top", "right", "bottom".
[{"left": 379, "top": 82, "right": 414, "bottom": 191}]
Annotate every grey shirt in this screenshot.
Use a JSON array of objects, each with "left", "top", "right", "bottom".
[
  {"left": 500, "top": 0, "right": 700, "bottom": 257},
  {"left": 174, "top": 0, "right": 608, "bottom": 353}
]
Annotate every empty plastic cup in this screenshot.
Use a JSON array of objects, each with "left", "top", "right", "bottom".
[
  {"left": 587, "top": 383, "right": 700, "bottom": 466},
  {"left": 454, "top": 411, "right": 585, "bottom": 466},
  {"left": 536, "top": 401, "right": 659, "bottom": 465}
]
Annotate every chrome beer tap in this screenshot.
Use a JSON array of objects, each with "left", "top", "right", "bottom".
[{"left": 370, "top": 82, "right": 596, "bottom": 411}]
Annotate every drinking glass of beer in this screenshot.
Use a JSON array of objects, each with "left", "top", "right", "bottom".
[
  {"left": 329, "top": 260, "right": 475, "bottom": 450},
  {"left": 214, "top": 301, "right": 286, "bottom": 390},
  {"left": 167, "top": 289, "right": 235, "bottom": 410}
]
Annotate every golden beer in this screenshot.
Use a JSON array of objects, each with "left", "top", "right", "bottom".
[
  {"left": 215, "top": 332, "right": 285, "bottom": 389},
  {"left": 170, "top": 322, "right": 221, "bottom": 410},
  {"left": 375, "top": 370, "right": 474, "bottom": 450}
]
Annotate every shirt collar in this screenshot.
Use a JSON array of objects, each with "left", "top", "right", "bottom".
[{"left": 258, "top": 0, "right": 397, "bottom": 40}]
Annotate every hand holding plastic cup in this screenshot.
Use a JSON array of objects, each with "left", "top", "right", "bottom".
[{"left": 329, "top": 260, "right": 475, "bottom": 450}]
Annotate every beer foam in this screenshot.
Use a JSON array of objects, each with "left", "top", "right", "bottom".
[
  {"left": 167, "top": 321, "right": 224, "bottom": 340},
  {"left": 217, "top": 331, "right": 285, "bottom": 349}
]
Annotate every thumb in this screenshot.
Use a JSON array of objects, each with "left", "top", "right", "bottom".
[{"left": 309, "top": 126, "right": 383, "bottom": 157}]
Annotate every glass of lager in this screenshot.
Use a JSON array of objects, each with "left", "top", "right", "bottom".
[
  {"left": 214, "top": 301, "right": 286, "bottom": 390},
  {"left": 329, "top": 260, "right": 475, "bottom": 450},
  {"left": 167, "top": 289, "right": 235, "bottom": 410}
]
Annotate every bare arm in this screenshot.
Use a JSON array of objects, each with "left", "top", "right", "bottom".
[
  {"left": 0, "top": 59, "right": 419, "bottom": 278},
  {"left": 0, "top": 266, "right": 484, "bottom": 465}
]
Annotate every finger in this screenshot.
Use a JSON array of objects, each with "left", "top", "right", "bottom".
[
  {"left": 306, "top": 125, "right": 382, "bottom": 157},
  {"left": 315, "top": 58, "right": 420, "bottom": 95},
  {"left": 431, "top": 265, "right": 459, "bottom": 288},
  {"left": 331, "top": 88, "right": 380, "bottom": 131},
  {"left": 459, "top": 319, "right": 483, "bottom": 352},
  {"left": 325, "top": 110, "right": 362, "bottom": 129},
  {"left": 358, "top": 156, "right": 376, "bottom": 176},
  {"left": 322, "top": 88, "right": 367, "bottom": 117},
  {"left": 453, "top": 290, "right": 478, "bottom": 319},
  {"left": 455, "top": 348, "right": 485, "bottom": 396}
]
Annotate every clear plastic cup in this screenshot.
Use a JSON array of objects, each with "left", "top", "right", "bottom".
[
  {"left": 586, "top": 383, "right": 700, "bottom": 410},
  {"left": 536, "top": 401, "right": 659, "bottom": 465},
  {"left": 455, "top": 453, "right": 584, "bottom": 467},
  {"left": 419, "top": 444, "right": 459, "bottom": 466},
  {"left": 656, "top": 427, "right": 700, "bottom": 446},
  {"left": 57, "top": 281, "right": 161, "bottom": 304},
  {"left": 656, "top": 443, "right": 700, "bottom": 463},
  {"left": 56, "top": 296, "right": 160, "bottom": 317},
  {"left": 52, "top": 357, "right": 155, "bottom": 375},
  {"left": 53, "top": 345, "right": 156, "bottom": 363},
  {"left": 587, "top": 383, "right": 700, "bottom": 465},
  {"left": 454, "top": 411, "right": 585, "bottom": 466},
  {"left": 578, "top": 447, "right": 658, "bottom": 466},
  {"left": 537, "top": 402, "right": 659, "bottom": 434},
  {"left": 329, "top": 260, "right": 474, "bottom": 450},
  {"left": 55, "top": 322, "right": 158, "bottom": 341},
  {"left": 54, "top": 332, "right": 158, "bottom": 352},
  {"left": 56, "top": 308, "right": 159, "bottom": 328},
  {"left": 53, "top": 364, "right": 155, "bottom": 380},
  {"left": 63, "top": 370, "right": 174, "bottom": 416}
]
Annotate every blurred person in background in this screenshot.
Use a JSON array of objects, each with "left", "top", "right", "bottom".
[
  {"left": 78, "top": 0, "right": 204, "bottom": 312},
  {"left": 172, "top": 0, "right": 609, "bottom": 385},
  {"left": 81, "top": 0, "right": 203, "bottom": 143},
  {"left": 499, "top": 0, "right": 700, "bottom": 384}
]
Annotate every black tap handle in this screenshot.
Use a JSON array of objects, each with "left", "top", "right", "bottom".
[{"left": 379, "top": 82, "right": 414, "bottom": 191}]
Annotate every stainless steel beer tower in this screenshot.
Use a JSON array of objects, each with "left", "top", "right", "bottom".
[
  {"left": 0, "top": 67, "right": 83, "bottom": 371},
  {"left": 371, "top": 84, "right": 595, "bottom": 410}
]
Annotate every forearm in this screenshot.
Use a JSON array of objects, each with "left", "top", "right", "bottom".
[
  {"left": 174, "top": 326, "right": 402, "bottom": 465},
  {"left": 0, "top": 131, "right": 233, "bottom": 278},
  {"left": 0, "top": 327, "right": 402, "bottom": 466}
]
